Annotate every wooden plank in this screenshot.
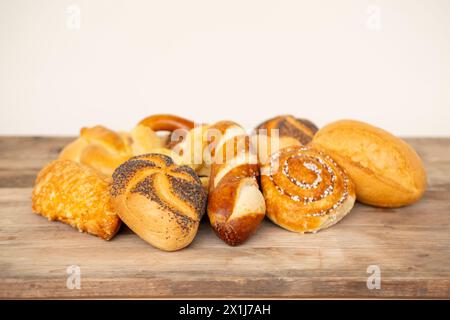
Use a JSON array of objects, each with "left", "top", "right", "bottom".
[
  {"left": 0, "top": 137, "right": 73, "bottom": 188},
  {"left": 0, "top": 137, "right": 449, "bottom": 298}
]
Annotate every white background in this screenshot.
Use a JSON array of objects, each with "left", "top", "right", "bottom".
[{"left": 1, "top": 0, "right": 449, "bottom": 136}]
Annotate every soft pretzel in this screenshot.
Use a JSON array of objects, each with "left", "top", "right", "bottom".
[
  {"left": 110, "top": 153, "right": 207, "bottom": 251},
  {"left": 261, "top": 146, "right": 355, "bottom": 233},
  {"left": 128, "top": 114, "right": 196, "bottom": 157},
  {"left": 207, "top": 121, "right": 266, "bottom": 246},
  {"left": 32, "top": 160, "right": 121, "bottom": 240},
  {"left": 134, "top": 113, "right": 199, "bottom": 166},
  {"left": 138, "top": 114, "right": 195, "bottom": 132}
]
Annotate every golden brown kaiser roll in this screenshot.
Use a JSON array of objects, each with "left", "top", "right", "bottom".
[
  {"left": 207, "top": 121, "right": 266, "bottom": 246},
  {"left": 261, "top": 146, "right": 355, "bottom": 233},
  {"left": 310, "top": 120, "right": 427, "bottom": 207},
  {"left": 32, "top": 160, "right": 121, "bottom": 240},
  {"left": 110, "top": 153, "right": 207, "bottom": 251}
]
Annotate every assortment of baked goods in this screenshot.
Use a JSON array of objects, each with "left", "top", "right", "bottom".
[{"left": 31, "top": 114, "right": 428, "bottom": 250}]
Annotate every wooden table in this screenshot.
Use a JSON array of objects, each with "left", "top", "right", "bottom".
[{"left": 0, "top": 137, "right": 449, "bottom": 299}]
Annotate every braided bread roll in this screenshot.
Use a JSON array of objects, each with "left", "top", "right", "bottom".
[
  {"left": 59, "top": 115, "right": 195, "bottom": 177},
  {"left": 32, "top": 160, "right": 121, "bottom": 240},
  {"left": 59, "top": 125, "right": 132, "bottom": 177},
  {"left": 110, "top": 153, "right": 207, "bottom": 251},
  {"left": 261, "top": 146, "right": 355, "bottom": 233},
  {"left": 207, "top": 121, "right": 266, "bottom": 246}
]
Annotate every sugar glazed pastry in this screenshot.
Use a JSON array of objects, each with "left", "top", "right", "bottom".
[
  {"left": 207, "top": 121, "right": 266, "bottom": 245},
  {"left": 261, "top": 146, "right": 355, "bottom": 233},
  {"left": 310, "top": 120, "right": 427, "bottom": 207},
  {"left": 32, "top": 160, "right": 121, "bottom": 240},
  {"left": 110, "top": 153, "right": 207, "bottom": 251}
]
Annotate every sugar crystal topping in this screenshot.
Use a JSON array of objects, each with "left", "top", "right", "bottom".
[{"left": 268, "top": 147, "right": 349, "bottom": 217}]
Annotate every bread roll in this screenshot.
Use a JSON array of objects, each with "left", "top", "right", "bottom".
[
  {"left": 167, "top": 121, "right": 245, "bottom": 193},
  {"left": 255, "top": 115, "right": 319, "bottom": 166},
  {"left": 207, "top": 122, "right": 266, "bottom": 246},
  {"left": 256, "top": 115, "right": 318, "bottom": 148},
  {"left": 129, "top": 124, "right": 166, "bottom": 156},
  {"left": 59, "top": 125, "right": 132, "bottom": 177},
  {"left": 60, "top": 115, "right": 194, "bottom": 177},
  {"left": 32, "top": 160, "right": 121, "bottom": 240},
  {"left": 261, "top": 146, "right": 355, "bottom": 233},
  {"left": 110, "top": 153, "right": 207, "bottom": 251},
  {"left": 170, "top": 124, "right": 211, "bottom": 171},
  {"left": 310, "top": 120, "right": 427, "bottom": 207}
]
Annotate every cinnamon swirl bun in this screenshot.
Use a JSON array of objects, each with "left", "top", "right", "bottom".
[{"left": 261, "top": 146, "right": 355, "bottom": 233}]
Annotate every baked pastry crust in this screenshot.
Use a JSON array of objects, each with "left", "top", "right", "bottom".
[
  {"left": 59, "top": 125, "right": 132, "bottom": 177},
  {"left": 310, "top": 120, "right": 427, "bottom": 207},
  {"left": 207, "top": 122, "right": 266, "bottom": 245},
  {"left": 261, "top": 146, "right": 355, "bottom": 233},
  {"left": 110, "top": 153, "right": 207, "bottom": 251},
  {"left": 32, "top": 160, "right": 121, "bottom": 240},
  {"left": 59, "top": 121, "right": 180, "bottom": 177},
  {"left": 256, "top": 115, "right": 318, "bottom": 147}
]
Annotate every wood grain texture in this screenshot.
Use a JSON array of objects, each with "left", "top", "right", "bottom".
[{"left": 0, "top": 136, "right": 449, "bottom": 298}]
